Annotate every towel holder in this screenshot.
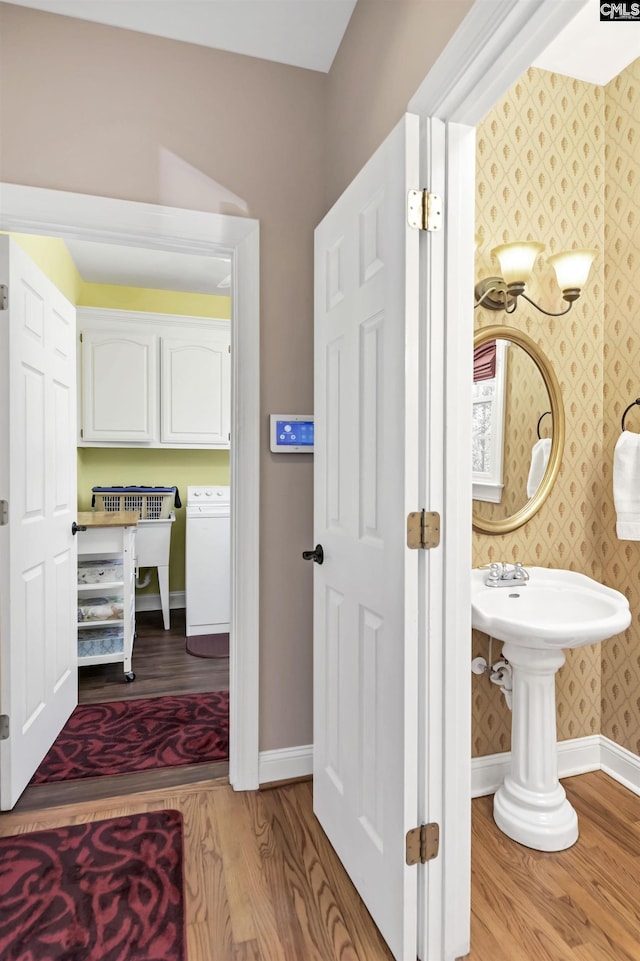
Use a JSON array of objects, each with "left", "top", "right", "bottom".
[
  {"left": 621, "top": 398, "right": 640, "bottom": 432},
  {"left": 536, "top": 411, "right": 552, "bottom": 439}
]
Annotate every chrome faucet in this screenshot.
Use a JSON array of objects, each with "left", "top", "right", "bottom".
[{"left": 485, "top": 562, "right": 530, "bottom": 588}]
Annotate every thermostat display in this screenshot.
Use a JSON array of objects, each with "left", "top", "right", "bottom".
[{"left": 270, "top": 415, "right": 314, "bottom": 453}]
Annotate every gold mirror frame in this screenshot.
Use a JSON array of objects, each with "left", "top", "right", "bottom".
[{"left": 472, "top": 325, "right": 565, "bottom": 535}]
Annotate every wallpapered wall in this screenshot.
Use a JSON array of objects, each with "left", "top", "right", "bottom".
[
  {"left": 602, "top": 59, "right": 640, "bottom": 754},
  {"left": 473, "top": 67, "right": 606, "bottom": 757}
]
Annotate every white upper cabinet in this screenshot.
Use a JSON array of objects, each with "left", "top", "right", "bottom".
[
  {"left": 161, "top": 334, "right": 230, "bottom": 446},
  {"left": 78, "top": 309, "right": 231, "bottom": 449},
  {"left": 81, "top": 329, "right": 157, "bottom": 443}
]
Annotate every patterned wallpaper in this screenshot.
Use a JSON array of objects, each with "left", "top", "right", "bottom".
[
  {"left": 602, "top": 59, "right": 640, "bottom": 754},
  {"left": 473, "top": 68, "right": 605, "bottom": 757}
]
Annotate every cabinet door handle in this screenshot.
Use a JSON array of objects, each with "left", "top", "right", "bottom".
[{"left": 71, "top": 522, "right": 87, "bottom": 535}]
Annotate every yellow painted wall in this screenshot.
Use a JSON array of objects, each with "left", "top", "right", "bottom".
[
  {"left": 78, "top": 283, "right": 231, "bottom": 318},
  {"left": 77, "top": 447, "right": 230, "bottom": 594},
  {"left": 76, "top": 282, "right": 231, "bottom": 597},
  {"left": 8, "top": 232, "right": 83, "bottom": 302}
]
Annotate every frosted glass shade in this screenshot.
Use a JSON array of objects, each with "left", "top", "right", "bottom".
[
  {"left": 491, "top": 242, "right": 545, "bottom": 285},
  {"left": 547, "top": 249, "right": 597, "bottom": 292}
]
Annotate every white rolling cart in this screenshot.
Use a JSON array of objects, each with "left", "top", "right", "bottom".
[
  {"left": 91, "top": 486, "right": 179, "bottom": 629},
  {"left": 76, "top": 510, "right": 138, "bottom": 682}
]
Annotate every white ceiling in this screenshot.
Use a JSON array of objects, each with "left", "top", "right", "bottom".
[
  {"left": 7, "top": 0, "right": 357, "bottom": 72},
  {"left": 533, "top": 0, "right": 640, "bottom": 85},
  {"left": 66, "top": 240, "right": 231, "bottom": 295}
]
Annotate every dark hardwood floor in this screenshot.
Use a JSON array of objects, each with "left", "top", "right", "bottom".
[
  {"left": 14, "top": 608, "right": 229, "bottom": 812},
  {"left": 78, "top": 608, "right": 229, "bottom": 703}
]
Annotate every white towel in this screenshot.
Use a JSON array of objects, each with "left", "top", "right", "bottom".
[
  {"left": 526, "top": 438, "right": 551, "bottom": 498},
  {"left": 614, "top": 430, "right": 640, "bottom": 539}
]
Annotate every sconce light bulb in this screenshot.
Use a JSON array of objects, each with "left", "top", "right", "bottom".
[
  {"left": 547, "top": 248, "right": 598, "bottom": 295},
  {"left": 491, "top": 241, "right": 545, "bottom": 286}
]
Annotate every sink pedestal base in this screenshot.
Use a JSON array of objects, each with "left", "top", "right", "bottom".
[{"left": 493, "top": 642, "right": 578, "bottom": 852}]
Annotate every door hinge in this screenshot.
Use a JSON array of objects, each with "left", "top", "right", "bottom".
[
  {"left": 0, "top": 715, "right": 9, "bottom": 740},
  {"left": 407, "top": 190, "right": 442, "bottom": 232},
  {"left": 0, "top": 284, "right": 7, "bottom": 310},
  {"left": 407, "top": 510, "right": 440, "bottom": 550},
  {"left": 80, "top": 428, "right": 84, "bottom": 439},
  {"left": 0, "top": 500, "right": 7, "bottom": 526},
  {"left": 79, "top": 332, "right": 83, "bottom": 343},
  {"left": 406, "top": 822, "right": 439, "bottom": 865}
]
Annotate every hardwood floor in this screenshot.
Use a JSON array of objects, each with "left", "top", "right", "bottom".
[
  {"left": 2, "top": 770, "right": 639, "bottom": 960},
  {"left": 78, "top": 608, "right": 229, "bottom": 703},
  {"left": 14, "top": 608, "right": 229, "bottom": 812},
  {"left": 0, "top": 778, "right": 395, "bottom": 961},
  {"left": 6, "top": 613, "right": 640, "bottom": 959},
  {"left": 468, "top": 771, "right": 640, "bottom": 961}
]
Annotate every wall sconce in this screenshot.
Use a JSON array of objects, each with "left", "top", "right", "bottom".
[{"left": 474, "top": 242, "right": 597, "bottom": 316}]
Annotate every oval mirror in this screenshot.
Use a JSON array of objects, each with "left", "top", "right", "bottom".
[{"left": 472, "top": 325, "right": 565, "bottom": 535}]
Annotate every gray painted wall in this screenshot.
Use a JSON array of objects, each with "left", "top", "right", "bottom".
[{"left": 0, "top": 0, "right": 472, "bottom": 751}]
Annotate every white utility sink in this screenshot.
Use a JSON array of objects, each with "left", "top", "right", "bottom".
[
  {"left": 471, "top": 566, "right": 630, "bottom": 852},
  {"left": 471, "top": 566, "right": 631, "bottom": 649}
]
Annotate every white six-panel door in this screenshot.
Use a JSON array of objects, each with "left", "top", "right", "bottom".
[
  {"left": 313, "top": 114, "right": 422, "bottom": 961},
  {"left": 0, "top": 236, "right": 78, "bottom": 809}
]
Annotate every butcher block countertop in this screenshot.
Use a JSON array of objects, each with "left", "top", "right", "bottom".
[{"left": 77, "top": 510, "right": 139, "bottom": 528}]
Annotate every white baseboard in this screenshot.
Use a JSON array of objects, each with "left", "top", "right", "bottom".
[
  {"left": 471, "top": 734, "right": 602, "bottom": 798},
  {"left": 259, "top": 744, "right": 313, "bottom": 785},
  {"left": 600, "top": 736, "right": 640, "bottom": 797},
  {"left": 254, "top": 736, "right": 639, "bottom": 796},
  {"left": 135, "top": 591, "right": 185, "bottom": 613}
]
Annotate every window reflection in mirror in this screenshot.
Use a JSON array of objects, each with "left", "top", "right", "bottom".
[
  {"left": 472, "top": 339, "right": 507, "bottom": 504},
  {"left": 473, "top": 338, "right": 553, "bottom": 524}
]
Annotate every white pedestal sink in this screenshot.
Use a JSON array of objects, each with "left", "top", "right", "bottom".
[{"left": 471, "top": 567, "right": 631, "bottom": 851}]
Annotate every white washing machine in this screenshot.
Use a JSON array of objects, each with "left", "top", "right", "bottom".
[{"left": 185, "top": 485, "right": 230, "bottom": 637}]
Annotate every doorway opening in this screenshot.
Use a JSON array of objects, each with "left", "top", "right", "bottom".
[{"left": 0, "top": 184, "right": 260, "bottom": 809}]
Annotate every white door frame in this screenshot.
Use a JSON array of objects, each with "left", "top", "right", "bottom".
[
  {"left": 407, "top": 1, "right": 590, "bottom": 958},
  {"left": 0, "top": 182, "right": 261, "bottom": 791}
]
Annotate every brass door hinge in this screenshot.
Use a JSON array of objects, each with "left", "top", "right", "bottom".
[
  {"left": 406, "top": 822, "right": 439, "bottom": 865},
  {"left": 407, "top": 190, "right": 442, "bottom": 232},
  {"left": 407, "top": 510, "right": 440, "bottom": 550}
]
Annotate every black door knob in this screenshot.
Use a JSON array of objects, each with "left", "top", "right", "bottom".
[
  {"left": 71, "top": 521, "right": 87, "bottom": 535},
  {"left": 302, "top": 544, "right": 324, "bottom": 565}
]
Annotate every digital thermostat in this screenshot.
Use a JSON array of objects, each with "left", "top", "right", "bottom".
[{"left": 270, "top": 414, "right": 314, "bottom": 453}]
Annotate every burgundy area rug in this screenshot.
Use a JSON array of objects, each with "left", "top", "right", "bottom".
[
  {"left": 31, "top": 691, "right": 229, "bottom": 784},
  {"left": 185, "top": 632, "right": 229, "bottom": 659},
  {"left": 0, "top": 810, "right": 186, "bottom": 961}
]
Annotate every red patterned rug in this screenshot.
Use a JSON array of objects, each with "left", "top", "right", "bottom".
[
  {"left": 0, "top": 810, "right": 186, "bottom": 961},
  {"left": 31, "top": 691, "right": 229, "bottom": 784}
]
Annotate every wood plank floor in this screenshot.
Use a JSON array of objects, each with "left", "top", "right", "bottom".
[
  {"left": 78, "top": 608, "right": 229, "bottom": 703},
  {"left": 468, "top": 771, "right": 640, "bottom": 961},
  {"left": 2, "top": 770, "right": 639, "bottom": 960},
  {"left": 14, "top": 609, "right": 229, "bottom": 812}
]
